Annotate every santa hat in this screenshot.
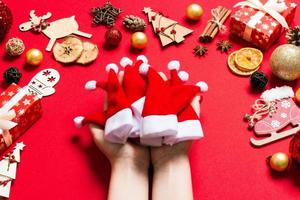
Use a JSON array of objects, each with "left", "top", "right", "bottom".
[
  {"left": 120, "top": 56, "right": 148, "bottom": 115},
  {"left": 74, "top": 112, "right": 106, "bottom": 129},
  {"left": 164, "top": 63, "right": 206, "bottom": 145},
  {"left": 84, "top": 63, "right": 134, "bottom": 143},
  {"left": 141, "top": 66, "right": 178, "bottom": 138}
]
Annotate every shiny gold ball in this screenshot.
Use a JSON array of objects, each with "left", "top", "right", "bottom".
[
  {"left": 270, "top": 44, "right": 300, "bottom": 81},
  {"left": 131, "top": 32, "right": 148, "bottom": 49},
  {"left": 269, "top": 152, "right": 289, "bottom": 172},
  {"left": 186, "top": 3, "right": 203, "bottom": 20},
  {"left": 26, "top": 48, "right": 43, "bottom": 66}
]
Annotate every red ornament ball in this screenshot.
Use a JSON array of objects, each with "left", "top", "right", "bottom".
[
  {"left": 289, "top": 131, "right": 300, "bottom": 164},
  {"left": 0, "top": 1, "right": 12, "bottom": 41},
  {"left": 105, "top": 28, "right": 122, "bottom": 46}
]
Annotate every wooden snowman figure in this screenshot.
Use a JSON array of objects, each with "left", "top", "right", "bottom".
[
  {"left": 0, "top": 142, "right": 25, "bottom": 198},
  {"left": 27, "top": 68, "right": 60, "bottom": 98}
]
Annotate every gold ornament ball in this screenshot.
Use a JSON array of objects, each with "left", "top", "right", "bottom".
[
  {"left": 296, "top": 88, "right": 300, "bottom": 103},
  {"left": 131, "top": 32, "right": 148, "bottom": 49},
  {"left": 270, "top": 44, "right": 300, "bottom": 81},
  {"left": 26, "top": 48, "right": 43, "bottom": 66},
  {"left": 186, "top": 3, "right": 203, "bottom": 20},
  {"left": 269, "top": 152, "right": 289, "bottom": 172}
]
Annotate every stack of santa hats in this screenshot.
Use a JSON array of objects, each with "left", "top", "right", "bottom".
[{"left": 74, "top": 56, "right": 207, "bottom": 146}]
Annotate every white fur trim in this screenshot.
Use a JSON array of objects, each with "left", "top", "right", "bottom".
[
  {"left": 105, "top": 108, "right": 133, "bottom": 143},
  {"left": 120, "top": 57, "right": 133, "bottom": 67},
  {"left": 196, "top": 81, "right": 208, "bottom": 92},
  {"left": 140, "top": 137, "right": 162, "bottom": 146},
  {"left": 74, "top": 116, "right": 84, "bottom": 128},
  {"left": 139, "top": 63, "right": 150, "bottom": 75},
  {"left": 106, "top": 63, "right": 119, "bottom": 73},
  {"left": 128, "top": 116, "right": 141, "bottom": 138},
  {"left": 131, "top": 96, "right": 145, "bottom": 116},
  {"left": 164, "top": 120, "right": 203, "bottom": 145},
  {"left": 178, "top": 71, "right": 189, "bottom": 82},
  {"left": 142, "top": 114, "right": 177, "bottom": 137},
  {"left": 85, "top": 80, "right": 97, "bottom": 90},
  {"left": 261, "top": 86, "right": 294, "bottom": 102},
  {"left": 168, "top": 60, "right": 180, "bottom": 71},
  {"left": 136, "top": 55, "right": 148, "bottom": 63}
]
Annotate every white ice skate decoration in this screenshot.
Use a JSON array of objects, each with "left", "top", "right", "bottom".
[
  {"left": 19, "top": 10, "right": 92, "bottom": 51},
  {"left": 244, "top": 86, "right": 300, "bottom": 147}
]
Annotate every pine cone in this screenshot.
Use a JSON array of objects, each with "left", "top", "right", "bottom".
[
  {"left": 286, "top": 26, "right": 300, "bottom": 47},
  {"left": 123, "top": 15, "right": 146, "bottom": 32}
]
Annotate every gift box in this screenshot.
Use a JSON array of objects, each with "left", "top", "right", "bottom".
[
  {"left": 230, "top": 0, "right": 297, "bottom": 49},
  {"left": 0, "top": 84, "right": 42, "bottom": 155}
]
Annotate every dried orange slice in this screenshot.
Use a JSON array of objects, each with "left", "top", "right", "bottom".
[
  {"left": 234, "top": 48, "right": 263, "bottom": 72},
  {"left": 228, "top": 50, "right": 258, "bottom": 76}
]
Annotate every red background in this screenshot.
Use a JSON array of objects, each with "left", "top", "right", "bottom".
[{"left": 1, "top": 0, "right": 300, "bottom": 199}]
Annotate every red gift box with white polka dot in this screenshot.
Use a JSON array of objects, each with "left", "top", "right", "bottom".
[
  {"left": 229, "top": 0, "right": 297, "bottom": 49},
  {"left": 0, "top": 83, "right": 42, "bottom": 155}
]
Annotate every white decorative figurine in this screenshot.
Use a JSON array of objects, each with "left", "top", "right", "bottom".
[{"left": 19, "top": 10, "right": 92, "bottom": 51}]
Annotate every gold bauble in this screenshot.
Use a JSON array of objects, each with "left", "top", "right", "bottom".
[
  {"left": 186, "top": 3, "right": 203, "bottom": 20},
  {"left": 26, "top": 48, "right": 43, "bottom": 66},
  {"left": 270, "top": 44, "right": 300, "bottom": 81},
  {"left": 131, "top": 32, "right": 148, "bottom": 49},
  {"left": 269, "top": 152, "right": 289, "bottom": 172}
]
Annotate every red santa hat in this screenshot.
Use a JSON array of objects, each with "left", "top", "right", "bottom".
[
  {"left": 82, "top": 63, "right": 134, "bottom": 143},
  {"left": 74, "top": 112, "right": 106, "bottom": 129},
  {"left": 120, "top": 56, "right": 149, "bottom": 115},
  {"left": 140, "top": 66, "right": 178, "bottom": 138},
  {"left": 164, "top": 61, "right": 206, "bottom": 145}
]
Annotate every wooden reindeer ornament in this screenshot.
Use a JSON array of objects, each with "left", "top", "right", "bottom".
[{"left": 19, "top": 10, "right": 92, "bottom": 51}]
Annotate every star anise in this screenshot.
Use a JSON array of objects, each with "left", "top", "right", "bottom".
[
  {"left": 193, "top": 45, "right": 208, "bottom": 57},
  {"left": 216, "top": 40, "right": 232, "bottom": 53}
]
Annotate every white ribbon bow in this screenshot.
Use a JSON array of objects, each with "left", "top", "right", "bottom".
[
  {"left": 0, "top": 110, "right": 17, "bottom": 146},
  {"left": 234, "top": 0, "right": 289, "bottom": 28}
]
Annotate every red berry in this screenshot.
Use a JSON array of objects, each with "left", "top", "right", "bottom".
[
  {"left": 0, "top": 1, "right": 12, "bottom": 41},
  {"left": 105, "top": 28, "right": 122, "bottom": 46}
]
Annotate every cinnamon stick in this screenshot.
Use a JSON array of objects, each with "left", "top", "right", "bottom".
[
  {"left": 210, "top": 9, "right": 231, "bottom": 40},
  {"left": 199, "top": 6, "right": 231, "bottom": 43}
]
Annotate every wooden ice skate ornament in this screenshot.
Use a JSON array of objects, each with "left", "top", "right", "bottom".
[
  {"left": 0, "top": 142, "right": 25, "bottom": 198},
  {"left": 244, "top": 86, "right": 300, "bottom": 147},
  {"left": 27, "top": 68, "right": 60, "bottom": 98},
  {"left": 143, "top": 7, "right": 193, "bottom": 46},
  {"left": 19, "top": 10, "right": 92, "bottom": 51}
]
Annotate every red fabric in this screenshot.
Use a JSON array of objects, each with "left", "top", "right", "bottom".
[{"left": 1, "top": 0, "right": 300, "bottom": 199}]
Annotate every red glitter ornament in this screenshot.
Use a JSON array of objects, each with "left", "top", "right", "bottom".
[
  {"left": 105, "top": 27, "right": 122, "bottom": 46},
  {"left": 0, "top": 1, "right": 12, "bottom": 41},
  {"left": 289, "top": 131, "right": 300, "bottom": 164}
]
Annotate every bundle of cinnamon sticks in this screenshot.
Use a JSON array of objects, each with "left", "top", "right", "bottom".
[{"left": 199, "top": 6, "right": 231, "bottom": 43}]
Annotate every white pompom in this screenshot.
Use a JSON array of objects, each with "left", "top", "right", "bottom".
[
  {"left": 106, "top": 63, "right": 119, "bottom": 73},
  {"left": 167, "top": 60, "right": 180, "bottom": 71},
  {"left": 178, "top": 71, "right": 189, "bottom": 82},
  {"left": 139, "top": 63, "right": 150, "bottom": 75},
  {"left": 136, "top": 55, "right": 148, "bottom": 63},
  {"left": 85, "top": 80, "right": 97, "bottom": 90},
  {"left": 74, "top": 116, "right": 84, "bottom": 128},
  {"left": 196, "top": 81, "right": 208, "bottom": 92},
  {"left": 120, "top": 57, "right": 133, "bottom": 67}
]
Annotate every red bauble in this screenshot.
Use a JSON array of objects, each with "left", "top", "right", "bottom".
[
  {"left": 105, "top": 28, "right": 122, "bottom": 46},
  {"left": 289, "top": 131, "right": 300, "bottom": 164},
  {"left": 0, "top": 1, "right": 12, "bottom": 41}
]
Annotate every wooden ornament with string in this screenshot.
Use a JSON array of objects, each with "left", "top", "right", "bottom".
[{"left": 143, "top": 7, "right": 193, "bottom": 46}]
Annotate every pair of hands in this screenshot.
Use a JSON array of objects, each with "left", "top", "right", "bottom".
[{"left": 89, "top": 71, "right": 200, "bottom": 171}]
